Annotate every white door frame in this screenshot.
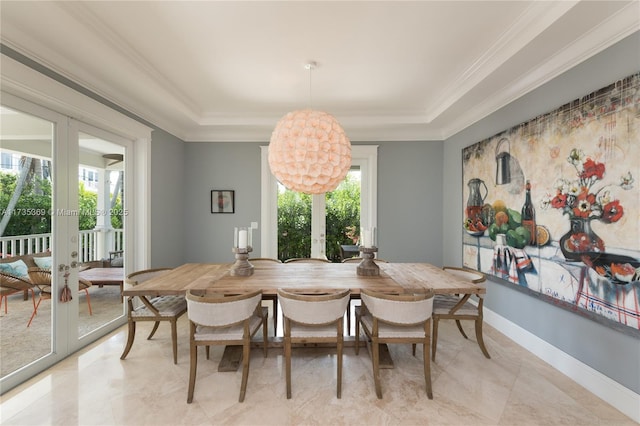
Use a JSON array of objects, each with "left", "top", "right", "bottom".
[
  {"left": 260, "top": 145, "right": 378, "bottom": 258},
  {"left": 1, "top": 55, "right": 152, "bottom": 393}
]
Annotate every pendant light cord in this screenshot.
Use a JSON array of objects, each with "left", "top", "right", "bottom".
[{"left": 305, "top": 61, "right": 316, "bottom": 109}]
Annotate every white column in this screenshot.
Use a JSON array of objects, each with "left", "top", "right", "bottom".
[{"left": 94, "top": 169, "right": 113, "bottom": 260}]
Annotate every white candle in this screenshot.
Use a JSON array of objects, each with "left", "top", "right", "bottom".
[
  {"left": 238, "top": 229, "right": 248, "bottom": 249},
  {"left": 363, "top": 230, "right": 372, "bottom": 248}
]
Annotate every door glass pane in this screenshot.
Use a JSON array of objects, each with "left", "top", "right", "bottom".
[
  {"left": 277, "top": 184, "right": 312, "bottom": 260},
  {"left": 0, "top": 106, "right": 54, "bottom": 377},
  {"left": 77, "top": 133, "right": 125, "bottom": 337},
  {"left": 276, "top": 169, "right": 361, "bottom": 261},
  {"left": 326, "top": 169, "right": 361, "bottom": 262}
]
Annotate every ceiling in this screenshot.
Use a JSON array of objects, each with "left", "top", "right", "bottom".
[{"left": 1, "top": 1, "right": 638, "bottom": 142}]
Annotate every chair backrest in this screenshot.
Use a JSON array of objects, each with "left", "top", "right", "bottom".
[
  {"left": 284, "top": 258, "right": 331, "bottom": 263},
  {"left": 361, "top": 289, "right": 434, "bottom": 325},
  {"left": 125, "top": 268, "right": 173, "bottom": 286},
  {"left": 442, "top": 266, "right": 486, "bottom": 284},
  {"left": 341, "top": 257, "right": 389, "bottom": 263},
  {"left": 27, "top": 267, "right": 51, "bottom": 286},
  {"left": 277, "top": 289, "right": 350, "bottom": 325},
  {"left": 186, "top": 290, "right": 262, "bottom": 327},
  {"left": 248, "top": 257, "right": 282, "bottom": 263}
]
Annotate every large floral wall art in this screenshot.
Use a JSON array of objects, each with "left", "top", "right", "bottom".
[{"left": 462, "top": 72, "right": 640, "bottom": 334}]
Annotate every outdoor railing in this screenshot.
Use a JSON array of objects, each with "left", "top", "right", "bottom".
[{"left": 0, "top": 229, "right": 123, "bottom": 263}]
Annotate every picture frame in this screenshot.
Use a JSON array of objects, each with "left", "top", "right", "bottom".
[{"left": 211, "top": 190, "right": 235, "bottom": 213}]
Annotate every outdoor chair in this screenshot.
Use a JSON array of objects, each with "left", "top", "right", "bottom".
[
  {"left": 0, "top": 271, "right": 35, "bottom": 314},
  {"left": 27, "top": 267, "right": 92, "bottom": 327},
  {"left": 432, "top": 266, "right": 489, "bottom": 361},
  {"left": 355, "top": 289, "right": 435, "bottom": 399},
  {"left": 277, "top": 288, "right": 350, "bottom": 398},
  {"left": 248, "top": 257, "right": 282, "bottom": 335},
  {"left": 120, "top": 268, "right": 185, "bottom": 364},
  {"left": 185, "top": 289, "right": 268, "bottom": 403}
]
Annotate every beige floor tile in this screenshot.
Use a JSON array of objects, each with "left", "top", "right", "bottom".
[{"left": 0, "top": 318, "right": 634, "bottom": 426}]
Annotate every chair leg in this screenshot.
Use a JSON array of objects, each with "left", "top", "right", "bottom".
[
  {"left": 284, "top": 318, "right": 291, "bottom": 399},
  {"left": 187, "top": 338, "right": 197, "bottom": 403},
  {"left": 239, "top": 341, "right": 251, "bottom": 402},
  {"left": 337, "top": 324, "right": 343, "bottom": 399},
  {"left": 1, "top": 296, "right": 6, "bottom": 314},
  {"left": 475, "top": 319, "right": 491, "bottom": 359},
  {"left": 354, "top": 308, "right": 361, "bottom": 355},
  {"left": 120, "top": 319, "right": 136, "bottom": 360},
  {"left": 27, "top": 296, "right": 44, "bottom": 327},
  {"left": 29, "top": 289, "right": 36, "bottom": 312},
  {"left": 273, "top": 299, "right": 278, "bottom": 337},
  {"left": 431, "top": 317, "right": 439, "bottom": 361},
  {"left": 412, "top": 343, "right": 417, "bottom": 356},
  {"left": 262, "top": 316, "right": 268, "bottom": 357},
  {"left": 345, "top": 301, "right": 351, "bottom": 336},
  {"left": 372, "top": 339, "right": 383, "bottom": 399},
  {"left": 455, "top": 319, "right": 468, "bottom": 339},
  {"left": 147, "top": 321, "right": 160, "bottom": 339},
  {"left": 423, "top": 341, "right": 433, "bottom": 399},
  {"left": 83, "top": 289, "right": 92, "bottom": 316},
  {"left": 171, "top": 319, "right": 179, "bottom": 364}
]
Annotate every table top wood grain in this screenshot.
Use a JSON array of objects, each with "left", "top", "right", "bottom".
[{"left": 122, "top": 262, "right": 485, "bottom": 298}]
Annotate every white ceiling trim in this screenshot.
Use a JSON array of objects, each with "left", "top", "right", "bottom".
[
  {"left": 440, "top": 3, "right": 640, "bottom": 139},
  {"left": 59, "top": 2, "right": 202, "bottom": 120},
  {"left": 424, "top": 0, "right": 579, "bottom": 123}
]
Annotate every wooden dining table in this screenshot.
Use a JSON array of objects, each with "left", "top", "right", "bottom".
[
  {"left": 122, "top": 261, "right": 486, "bottom": 298},
  {"left": 122, "top": 261, "right": 485, "bottom": 370}
]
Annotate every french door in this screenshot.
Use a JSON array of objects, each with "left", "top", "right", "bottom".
[{"left": 0, "top": 93, "right": 128, "bottom": 391}]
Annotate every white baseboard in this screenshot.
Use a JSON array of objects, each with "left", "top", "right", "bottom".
[{"left": 483, "top": 307, "right": 640, "bottom": 423}]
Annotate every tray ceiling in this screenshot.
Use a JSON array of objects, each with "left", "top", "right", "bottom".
[{"left": 1, "top": 1, "right": 638, "bottom": 142}]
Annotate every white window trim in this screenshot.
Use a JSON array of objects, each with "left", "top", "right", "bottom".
[{"left": 260, "top": 145, "right": 378, "bottom": 258}]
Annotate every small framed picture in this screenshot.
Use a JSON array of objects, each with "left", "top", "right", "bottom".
[{"left": 211, "top": 190, "right": 235, "bottom": 213}]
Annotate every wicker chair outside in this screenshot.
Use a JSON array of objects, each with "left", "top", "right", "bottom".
[
  {"left": 27, "top": 267, "right": 92, "bottom": 327},
  {"left": 0, "top": 271, "right": 36, "bottom": 314}
]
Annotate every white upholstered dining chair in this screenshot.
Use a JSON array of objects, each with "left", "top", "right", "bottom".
[
  {"left": 355, "top": 289, "right": 435, "bottom": 399},
  {"left": 185, "top": 289, "right": 268, "bottom": 403},
  {"left": 249, "top": 257, "right": 282, "bottom": 335},
  {"left": 277, "top": 288, "right": 350, "bottom": 399}
]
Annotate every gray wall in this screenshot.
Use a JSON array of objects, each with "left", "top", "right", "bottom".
[
  {"left": 181, "top": 141, "right": 444, "bottom": 264},
  {"left": 442, "top": 32, "right": 640, "bottom": 393},
  {"left": 149, "top": 128, "right": 186, "bottom": 268},
  {"left": 183, "top": 142, "right": 264, "bottom": 263}
]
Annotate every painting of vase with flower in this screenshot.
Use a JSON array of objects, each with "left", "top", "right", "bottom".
[{"left": 462, "top": 72, "right": 640, "bottom": 333}]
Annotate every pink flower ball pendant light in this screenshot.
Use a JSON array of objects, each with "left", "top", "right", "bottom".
[
  {"left": 269, "top": 109, "right": 351, "bottom": 194},
  {"left": 268, "top": 62, "right": 351, "bottom": 194}
]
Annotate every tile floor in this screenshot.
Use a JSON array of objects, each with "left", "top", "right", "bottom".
[{"left": 0, "top": 316, "right": 635, "bottom": 425}]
